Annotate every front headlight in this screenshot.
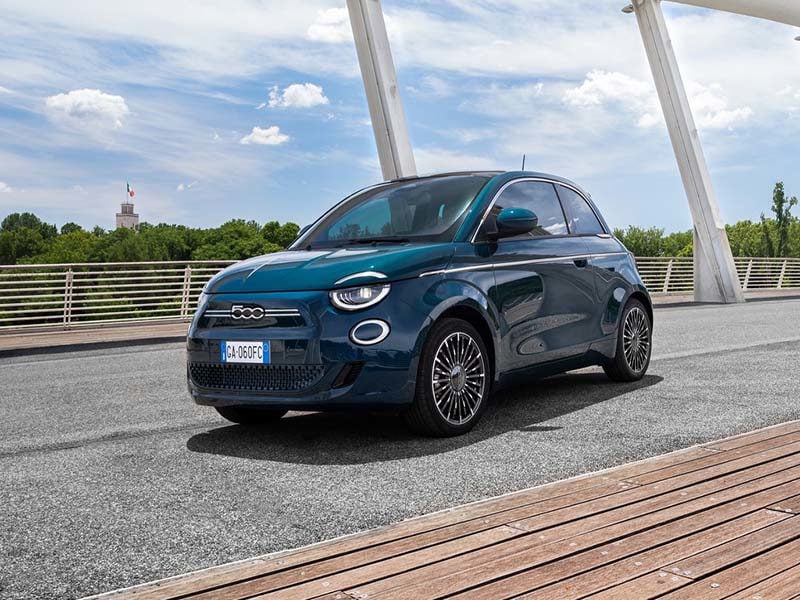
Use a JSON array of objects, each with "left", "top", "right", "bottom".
[{"left": 329, "top": 283, "right": 391, "bottom": 311}]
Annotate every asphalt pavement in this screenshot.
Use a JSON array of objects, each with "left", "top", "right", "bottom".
[{"left": 1, "top": 299, "right": 799, "bottom": 599}]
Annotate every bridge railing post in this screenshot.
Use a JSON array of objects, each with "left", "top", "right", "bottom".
[
  {"left": 778, "top": 259, "right": 788, "bottom": 289},
  {"left": 662, "top": 259, "right": 674, "bottom": 293},
  {"left": 63, "top": 268, "right": 74, "bottom": 329},
  {"left": 743, "top": 258, "right": 753, "bottom": 290},
  {"left": 180, "top": 265, "right": 192, "bottom": 320}
]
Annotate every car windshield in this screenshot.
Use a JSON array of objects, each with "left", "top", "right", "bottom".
[{"left": 293, "top": 175, "right": 492, "bottom": 248}]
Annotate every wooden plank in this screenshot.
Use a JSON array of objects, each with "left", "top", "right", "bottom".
[
  {"left": 108, "top": 477, "right": 627, "bottom": 600},
  {"left": 660, "top": 537, "right": 800, "bottom": 600},
  {"left": 190, "top": 527, "right": 520, "bottom": 600},
  {"left": 103, "top": 428, "right": 793, "bottom": 600},
  {"left": 451, "top": 509, "right": 789, "bottom": 600},
  {"left": 584, "top": 571, "right": 693, "bottom": 599},
  {"left": 515, "top": 511, "right": 797, "bottom": 600},
  {"left": 90, "top": 422, "right": 800, "bottom": 600},
  {"left": 702, "top": 421, "right": 800, "bottom": 452},
  {"left": 625, "top": 437, "right": 800, "bottom": 486},
  {"left": 605, "top": 446, "right": 719, "bottom": 482},
  {"left": 345, "top": 472, "right": 800, "bottom": 600},
  {"left": 768, "top": 494, "right": 800, "bottom": 515},
  {"left": 664, "top": 516, "right": 800, "bottom": 580},
  {"left": 257, "top": 479, "right": 796, "bottom": 600},
  {"left": 510, "top": 455, "right": 800, "bottom": 535},
  {"left": 724, "top": 562, "right": 800, "bottom": 600}
]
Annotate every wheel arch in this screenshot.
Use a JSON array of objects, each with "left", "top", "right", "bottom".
[
  {"left": 628, "top": 289, "right": 653, "bottom": 327},
  {"left": 434, "top": 303, "right": 497, "bottom": 383}
]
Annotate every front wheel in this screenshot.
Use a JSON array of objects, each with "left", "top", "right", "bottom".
[
  {"left": 215, "top": 405, "right": 288, "bottom": 425},
  {"left": 603, "top": 298, "right": 652, "bottom": 382},
  {"left": 404, "top": 318, "right": 490, "bottom": 437}
]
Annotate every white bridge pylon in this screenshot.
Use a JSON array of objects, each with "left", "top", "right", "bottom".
[{"left": 347, "top": 0, "right": 798, "bottom": 303}]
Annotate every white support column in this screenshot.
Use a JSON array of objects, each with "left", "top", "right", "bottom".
[
  {"left": 632, "top": 0, "right": 744, "bottom": 303},
  {"left": 347, "top": 0, "right": 416, "bottom": 181},
  {"left": 668, "top": 0, "right": 800, "bottom": 28}
]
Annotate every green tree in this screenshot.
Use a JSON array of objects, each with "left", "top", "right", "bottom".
[
  {"left": 725, "top": 220, "right": 763, "bottom": 257},
  {"left": 1, "top": 212, "right": 57, "bottom": 239},
  {"left": 613, "top": 226, "right": 666, "bottom": 257},
  {"left": 663, "top": 230, "right": 693, "bottom": 256},
  {"left": 0, "top": 228, "right": 46, "bottom": 263},
  {"left": 60, "top": 222, "right": 84, "bottom": 235},
  {"left": 27, "top": 230, "right": 99, "bottom": 263},
  {"left": 769, "top": 182, "right": 797, "bottom": 257},
  {"left": 262, "top": 220, "right": 300, "bottom": 247}
]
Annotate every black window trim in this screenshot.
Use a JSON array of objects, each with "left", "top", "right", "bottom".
[
  {"left": 471, "top": 176, "right": 606, "bottom": 244},
  {"left": 553, "top": 182, "right": 608, "bottom": 238}
]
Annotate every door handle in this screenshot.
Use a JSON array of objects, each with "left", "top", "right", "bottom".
[{"left": 573, "top": 258, "right": 588, "bottom": 268}]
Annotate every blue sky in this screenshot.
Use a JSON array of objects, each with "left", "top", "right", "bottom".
[{"left": 0, "top": 0, "right": 798, "bottom": 234}]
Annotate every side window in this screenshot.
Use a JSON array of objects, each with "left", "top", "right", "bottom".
[
  {"left": 557, "top": 185, "right": 605, "bottom": 235},
  {"left": 491, "top": 181, "right": 568, "bottom": 239}
]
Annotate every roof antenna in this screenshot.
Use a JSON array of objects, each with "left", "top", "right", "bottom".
[{"left": 521, "top": 154, "right": 526, "bottom": 171}]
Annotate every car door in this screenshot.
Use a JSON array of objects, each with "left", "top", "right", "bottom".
[
  {"left": 555, "top": 184, "right": 632, "bottom": 337},
  {"left": 480, "top": 179, "right": 598, "bottom": 372}
]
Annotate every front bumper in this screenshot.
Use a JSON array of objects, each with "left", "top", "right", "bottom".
[{"left": 186, "top": 286, "right": 431, "bottom": 411}]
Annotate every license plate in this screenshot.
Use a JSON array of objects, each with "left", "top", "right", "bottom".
[{"left": 220, "top": 341, "right": 270, "bottom": 364}]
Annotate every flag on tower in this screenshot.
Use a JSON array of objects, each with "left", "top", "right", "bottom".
[{"left": 127, "top": 182, "right": 135, "bottom": 198}]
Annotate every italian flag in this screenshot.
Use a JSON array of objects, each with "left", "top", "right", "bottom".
[{"left": 127, "top": 182, "right": 135, "bottom": 198}]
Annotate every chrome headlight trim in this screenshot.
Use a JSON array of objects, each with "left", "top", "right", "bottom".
[
  {"left": 334, "top": 271, "right": 388, "bottom": 285},
  {"left": 329, "top": 283, "right": 391, "bottom": 311}
]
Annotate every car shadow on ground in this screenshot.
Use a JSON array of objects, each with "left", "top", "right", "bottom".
[{"left": 186, "top": 370, "right": 664, "bottom": 465}]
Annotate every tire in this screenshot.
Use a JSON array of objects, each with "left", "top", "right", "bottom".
[
  {"left": 215, "top": 405, "right": 288, "bottom": 425},
  {"left": 404, "top": 318, "right": 491, "bottom": 437},
  {"left": 603, "top": 298, "right": 652, "bottom": 382}
]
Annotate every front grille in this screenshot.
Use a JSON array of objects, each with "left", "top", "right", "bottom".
[
  {"left": 189, "top": 363, "right": 325, "bottom": 392},
  {"left": 198, "top": 314, "right": 306, "bottom": 329}
]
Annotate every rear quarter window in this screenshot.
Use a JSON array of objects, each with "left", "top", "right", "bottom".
[{"left": 557, "top": 185, "right": 605, "bottom": 235}]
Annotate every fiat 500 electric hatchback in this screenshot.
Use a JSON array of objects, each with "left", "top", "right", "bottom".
[{"left": 187, "top": 171, "right": 652, "bottom": 436}]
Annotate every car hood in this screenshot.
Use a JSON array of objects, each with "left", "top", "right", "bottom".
[{"left": 205, "top": 244, "right": 454, "bottom": 293}]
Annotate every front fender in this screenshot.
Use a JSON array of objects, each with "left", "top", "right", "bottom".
[{"left": 401, "top": 273, "right": 503, "bottom": 382}]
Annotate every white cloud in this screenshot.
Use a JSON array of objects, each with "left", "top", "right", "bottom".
[
  {"left": 413, "top": 147, "right": 504, "bottom": 175},
  {"left": 45, "top": 88, "right": 129, "bottom": 129},
  {"left": 407, "top": 75, "right": 452, "bottom": 98},
  {"left": 176, "top": 181, "right": 198, "bottom": 192},
  {"left": 268, "top": 83, "right": 329, "bottom": 109},
  {"left": 688, "top": 82, "right": 754, "bottom": 129},
  {"left": 239, "top": 125, "right": 290, "bottom": 145},
  {"left": 0, "top": 181, "right": 13, "bottom": 193},
  {"left": 306, "top": 7, "right": 351, "bottom": 44},
  {"left": 0, "top": 86, "right": 13, "bottom": 94},
  {"left": 564, "top": 70, "right": 753, "bottom": 131}
]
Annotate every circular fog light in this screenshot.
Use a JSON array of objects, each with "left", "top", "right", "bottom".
[{"left": 350, "top": 319, "right": 390, "bottom": 346}]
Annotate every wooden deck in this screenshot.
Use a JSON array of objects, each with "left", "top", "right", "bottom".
[{"left": 91, "top": 422, "right": 800, "bottom": 600}]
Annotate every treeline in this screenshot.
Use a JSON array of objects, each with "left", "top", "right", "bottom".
[
  {"left": 616, "top": 182, "right": 798, "bottom": 258},
  {"left": 1, "top": 183, "right": 796, "bottom": 264},
  {"left": 0, "top": 213, "right": 300, "bottom": 264}
]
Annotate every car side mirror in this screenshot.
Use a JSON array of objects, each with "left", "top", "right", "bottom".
[{"left": 495, "top": 207, "right": 538, "bottom": 239}]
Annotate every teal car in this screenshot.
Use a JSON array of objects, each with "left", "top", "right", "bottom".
[{"left": 187, "top": 171, "right": 652, "bottom": 436}]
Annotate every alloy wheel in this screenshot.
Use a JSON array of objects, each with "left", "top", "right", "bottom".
[
  {"left": 431, "top": 331, "right": 486, "bottom": 425},
  {"left": 623, "top": 306, "right": 650, "bottom": 373}
]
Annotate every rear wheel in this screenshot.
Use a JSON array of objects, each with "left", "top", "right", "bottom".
[
  {"left": 215, "top": 405, "right": 288, "bottom": 425},
  {"left": 603, "top": 298, "right": 652, "bottom": 382},
  {"left": 404, "top": 318, "right": 490, "bottom": 437}
]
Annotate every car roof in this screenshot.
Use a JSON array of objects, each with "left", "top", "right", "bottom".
[{"left": 389, "top": 170, "right": 589, "bottom": 197}]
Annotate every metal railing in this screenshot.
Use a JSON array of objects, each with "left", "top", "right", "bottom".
[
  {"left": 0, "top": 261, "right": 234, "bottom": 331},
  {"left": 1, "top": 257, "right": 799, "bottom": 332},
  {"left": 635, "top": 256, "right": 800, "bottom": 295}
]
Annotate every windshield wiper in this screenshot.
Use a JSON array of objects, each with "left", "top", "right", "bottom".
[{"left": 341, "top": 236, "right": 411, "bottom": 246}]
